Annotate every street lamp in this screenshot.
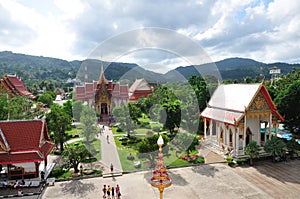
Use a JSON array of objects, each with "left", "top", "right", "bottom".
[{"left": 150, "top": 135, "right": 172, "bottom": 199}]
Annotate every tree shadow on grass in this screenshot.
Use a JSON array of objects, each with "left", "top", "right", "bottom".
[
  {"left": 191, "top": 164, "right": 219, "bottom": 177},
  {"left": 143, "top": 170, "right": 189, "bottom": 186},
  {"left": 60, "top": 180, "right": 96, "bottom": 197}
]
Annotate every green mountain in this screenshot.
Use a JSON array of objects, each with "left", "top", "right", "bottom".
[
  {"left": 164, "top": 58, "right": 300, "bottom": 82},
  {"left": 1, "top": 51, "right": 300, "bottom": 89}
]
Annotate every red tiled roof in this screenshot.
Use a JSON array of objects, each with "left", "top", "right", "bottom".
[
  {"left": 0, "top": 75, "right": 35, "bottom": 99},
  {"left": 0, "top": 119, "right": 54, "bottom": 164},
  {"left": 0, "top": 152, "right": 43, "bottom": 164}
]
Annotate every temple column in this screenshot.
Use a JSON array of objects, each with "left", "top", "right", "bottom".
[
  {"left": 235, "top": 128, "right": 239, "bottom": 156},
  {"left": 209, "top": 120, "right": 212, "bottom": 140},
  {"left": 269, "top": 113, "right": 272, "bottom": 139},
  {"left": 243, "top": 115, "right": 247, "bottom": 151},
  {"left": 204, "top": 118, "right": 207, "bottom": 140}
]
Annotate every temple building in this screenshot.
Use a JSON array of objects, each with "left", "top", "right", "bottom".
[
  {"left": 0, "top": 119, "right": 54, "bottom": 179},
  {"left": 75, "top": 68, "right": 129, "bottom": 121},
  {"left": 201, "top": 82, "right": 284, "bottom": 157},
  {"left": 129, "top": 78, "right": 153, "bottom": 101},
  {"left": 0, "top": 74, "right": 35, "bottom": 99}
]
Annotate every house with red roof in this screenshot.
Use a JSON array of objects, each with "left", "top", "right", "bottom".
[
  {"left": 201, "top": 82, "right": 284, "bottom": 157},
  {"left": 129, "top": 79, "right": 153, "bottom": 101},
  {"left": 0, "top": 119, "right": 54, "bottom": 179},
  {"left": 0, "top": 74, "right": 35, "bottom": 99}
]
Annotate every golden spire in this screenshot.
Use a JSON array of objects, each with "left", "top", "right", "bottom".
[{"left": 98, "top": 61, "right": 108, "bottom": 84}]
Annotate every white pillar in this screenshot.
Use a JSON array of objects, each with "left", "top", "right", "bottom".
[
  {"left": 204, "top": 118, "right": 207, "bottom": 140},
  {"left": 235, "top": 128, "right": 239, "bottom": 156},
  {"left": 209, "top": 120, "right": 212, "bottom": 140},
  {"left": 269, "top": 113, "right": 272, "bottom": 139},
  {"left": 243, "top": 115, "right": 247, "bottom": 150}
]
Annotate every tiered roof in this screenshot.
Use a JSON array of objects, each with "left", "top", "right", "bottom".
[
  {"left": 201, "top": 83, "right": 284, "bottom": 125},
  {"left": 0, "top": 119, "right": 54, "bottom": 164},
  {"left": 0, "top": 74, "right": 35, "bottom": 99}
]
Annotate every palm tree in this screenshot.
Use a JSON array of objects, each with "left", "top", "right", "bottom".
[
  {"left": 244, "top": 141, "right": 260, "bottom": 166},
  {"left": 264, "top": 136, "right": 287, "bottom": 162}
]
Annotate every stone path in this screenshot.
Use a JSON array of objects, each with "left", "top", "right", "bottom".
[
  {"left": 98, "top": 125, "right": 123, "bottom": 176},
  {"left": 233, "top": 160, "right": 300, "bottom": 198}
]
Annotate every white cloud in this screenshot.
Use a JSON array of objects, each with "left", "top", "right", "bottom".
[{"left": 0, "top": 0, "right": 299, "bottom": 71}]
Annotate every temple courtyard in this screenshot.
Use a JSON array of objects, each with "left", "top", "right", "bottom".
[{"left": 40, "top": 160, "right": 300, "bottom": 199}]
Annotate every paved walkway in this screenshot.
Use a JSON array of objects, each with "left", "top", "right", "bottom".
[
  {"left": 98, "top": 125, "right": 123, "bottom": 175},
  {"left": 41, "top": 163, "right": 271, "bottom": 199},
  {"left": 233, "top": 160, "right": 300, "bottom": 198}
]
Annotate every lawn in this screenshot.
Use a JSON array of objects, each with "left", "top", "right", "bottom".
[{"left": 114, "top": 135, "right": 204, "bottom": 172}]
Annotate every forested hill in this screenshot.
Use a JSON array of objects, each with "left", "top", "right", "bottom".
[
  {"left": 1, "top": 51, "right": 300, "bottom": 87},
  {"left": 165, "top": 58, "right": 300, "bottom": 81}
]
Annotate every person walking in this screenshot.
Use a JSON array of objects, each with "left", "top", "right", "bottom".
[
  {"left": 107, "top": 134, "right": 109, "bottom": 144},
  {"left": 111, "top": 186, "right": 115, "bottom": 199},
  {"left": 102, "top": 185, "right": 107, "bottom": 198},
  {"left": 116, "top": 184, "right": 121, "bottom": 199},
  {"left": 107, "top": 185, "right": 111, "bottom": 199},
  {"left": 110, "top": 163, "right": 114, "bottom": 174}
]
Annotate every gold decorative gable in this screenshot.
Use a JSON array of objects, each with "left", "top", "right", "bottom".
[{"left": 249, "top": 92, "right": 270, "bottom": 111}]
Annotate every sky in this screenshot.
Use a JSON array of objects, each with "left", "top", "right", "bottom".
[{"left": 0, "top": 0, "right": 300, "bottom": 73}]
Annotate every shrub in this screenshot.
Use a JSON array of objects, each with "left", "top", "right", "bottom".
[
  {"left": 146, "top": 130, "right": 154, "bottom": 137},
  {"left": 49, "top": 167, "right": 64, "bottom": 177},
  {"left": 236, "top": 158, "right": 248, "bottom": 165},
  {"left": 152, "top": 126, "right": 160, "bottom": 132},
  {"left": 180, "top": 154, "right": 199, "bottom": 163}
]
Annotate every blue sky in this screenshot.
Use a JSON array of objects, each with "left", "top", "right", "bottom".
[{"left": 0, "top": 0, "right": 299, "bottom": 73}]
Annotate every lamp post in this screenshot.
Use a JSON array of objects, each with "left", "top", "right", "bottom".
[{"left": 150, "top": 135, "right": 172, "bottom": 199}]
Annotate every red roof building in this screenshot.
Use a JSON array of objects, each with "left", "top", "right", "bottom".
[
  {"left": 0, "top": 119, "right": 54, "bottom": 179},
  {"left": 0, "top": 74, "right": 35, "bottom": 99},
  {"left": 129, "top": 79, "right": 153, "bottom": 101},
  {"left": 74, "top": 69, "right": 129, "bottom": 121},
  {"left": 201, "top": 82, "right": 283, "bottom": 157}
]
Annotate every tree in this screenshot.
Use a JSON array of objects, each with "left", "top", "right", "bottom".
[
  {"left": 137, "top": 134, "right": 169, "bottom": 168},
  {"left": 62, "top": 143, "right": 90, "bottom": 173},
  {"left": 6, "top": 95, "right": 32, "bottom": 120},
  {"left": 174, "top": 132, "right": 199, "bottom": 156},
  {"left": 37, "top": 92, "right": 54, "bottom": 107},
  {"left": 80, "top": 106, "right": 97, "bottom": 152},
  {"left": 160, "top": 99, "right": 181, "bottom": 133},
  {"left": 275, "top": 80, "right": 300, "bottom": 137},
  {"left": 264, "top": 136, "right": 287, "bottom": 162},
  {"left": 128, "top": 102, "right": 142, "bottom": 123},
  {"left": 112, "top": 105, "right": 136, "bottom": 137},
  {"left": 46, "top": 104, "right": 72, "bottom": 152},
  {"left": 72, "top": 100, "right": 84, "bottom": 122},
  {"left": 0, "top": 94, "right": 8, "bottom": 120},
  {"left": 244, "top": 141, "right": 260, "bottom": 166},
  {"left": 62, "top": 100, "right": 73, "bottom": 119}
]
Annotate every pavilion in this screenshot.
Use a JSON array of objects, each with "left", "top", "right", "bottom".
[
  {"left": 0, "top": 119, "right": 54, "bottom": 179},
  {"left": 201, "top": 82, "right": 284, "bottom": 157}
]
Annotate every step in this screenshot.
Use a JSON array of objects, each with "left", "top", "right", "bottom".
[{"left": 102, "top": 172, "right": 123, "bottom": 178}]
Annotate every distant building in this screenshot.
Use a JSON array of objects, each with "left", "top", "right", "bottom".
[
  {"left": 0, "top": 74, "right": 35, "bottom": 99},
  {"left": 129, "top": 79, "right": 153, "bottom": 101},
  {"left": 269, "top": 66, "right": 281, "bottom": 84},
  {"left": 201, "top": 82, "right": 284, "bottom": 157}
]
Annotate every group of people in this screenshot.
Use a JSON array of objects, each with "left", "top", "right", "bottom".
[{"left": 102, "top": 184, "right": 121, "bottom": 199}]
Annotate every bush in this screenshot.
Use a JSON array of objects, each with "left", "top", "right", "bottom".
[
  {"left": 116, "top": 127, "right": 123, "bottom": 132},
  {"left": 236, "top": 158, "right": 248, "bottom": 165},
  {"left": 180, "top": 154, "right": 199, "bottom": 163},
  {"left": 49, "top": 167, "right": 64, "bottom": 178},
  {"left": 152, "top": 126, "right": 160, "bottom": 132},
  {"left": 146, "top": 130, "right": 154, "bottom": 137}
]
